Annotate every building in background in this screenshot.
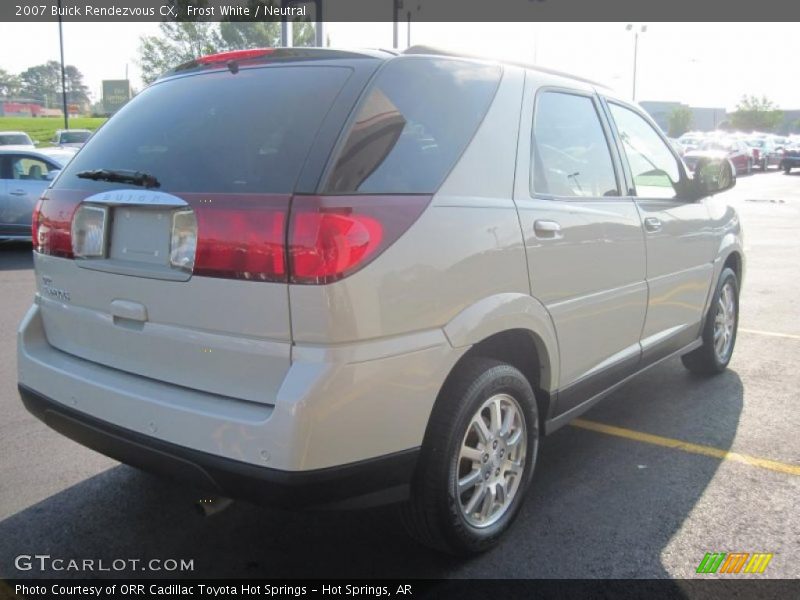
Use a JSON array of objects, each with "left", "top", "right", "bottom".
[{"left": 640, "top": 100, "right": 727, "bottom": 133}]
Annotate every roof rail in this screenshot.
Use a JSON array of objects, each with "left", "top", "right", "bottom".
[{"left": 402, "top": 45, "right": 609, "bottom": 89}]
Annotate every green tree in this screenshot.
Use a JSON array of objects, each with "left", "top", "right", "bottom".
[
  {"left": 667, "top": 106, "right": 692, "bottom": 137},
  {"left": 730, "top": 95, "right": 783, "bottom": 132},
  {"left": 138, "top": 20, "right": 315, "bottom": 85},
  {"left": 19, "top": 61, "right": 62, "bottom": 107},
  {"left": 64, "top": 65, "right": 91, "bottom": 106},
  {"left": 0, "top": 68, "right": 22, "bottom": 98}
]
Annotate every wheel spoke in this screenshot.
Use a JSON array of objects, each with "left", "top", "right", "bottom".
[
  {"left": 503, "top": 459, "right": 522, "bottom": 478},
  {"left": 479, "top": 485, "right": 496, "bottom": 519},
  {"left": 506, "top": 428, "right": 522, "bottom": 448},
  {"left": 490, "top": 398, "right": 502, "bottom": 435},
  {"left": 458, "top": 468, "right": 482, "bottom": 492},
  {"left": 473, "top": 416, "right": 492, "bottom": 444},
  {"left": 460, "top": 445, "right": 484, "bottom": 464},
  {"left": 501, "top": 403, "right": 515, "bottom": 436},
  {"left": 464, "top": 483, "right": 486, "bottom": 514}
]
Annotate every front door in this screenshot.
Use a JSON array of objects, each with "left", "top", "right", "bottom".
[{"left": 604, "top": 101, "right": 716, "bottom": 363}]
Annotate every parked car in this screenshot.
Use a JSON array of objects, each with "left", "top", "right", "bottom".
[
  {"left": 16, "top": 47, "right": 743, "bottom": 555},
  {"left": 781, "top": 143, "right": 800, "bottom": 173},
  {"left": 0, "top": 131, "right": 36, "bottom": 150},
  {"left": 684, "top": 138, "right": 753, "bottom": 174},
  {"left": 0, "top": 148, "right": 72, "bottom": 240},
  {"left": 50, "top": 129, "right": 92, "bottom": 149},
  {"left": 745, "top": 138, "right": 782, "bottom": 170}
]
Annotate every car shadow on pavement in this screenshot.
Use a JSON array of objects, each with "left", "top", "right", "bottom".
[
  {"left": 0, "top": 360, "right": 743, "bottom": 579},
  {"left": 0, "top": 242, "right": 33, "bottom": 271}
]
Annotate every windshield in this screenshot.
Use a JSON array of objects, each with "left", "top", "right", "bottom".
[
  {"left": 60, "top": 131, "right": 90, "bottom": 144},
  {"left": 57, "top": 65, "right": 353, "bottom": 194},
  {"left": 0, "top": 134, "right": 32, "bottom": 145}
]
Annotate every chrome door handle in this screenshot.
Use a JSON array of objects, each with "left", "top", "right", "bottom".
[
  {"left": 9, "top": 189, "right": 27, "bottom": 196},
  {"left": 644, "top": 217, "right": 662, "bottom": 232},
  {"left": 534, "top": 219, "right": 562, "bottom": 238}
]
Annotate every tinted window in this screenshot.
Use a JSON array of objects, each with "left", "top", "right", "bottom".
[
  {"left": 532, "top": 92, "right": 619, "bottom": 198},
  {"left": 0, "top": 134, "right": 32, "bottom": 146},
  {"left": 56, "top": 66, "right": 351, "bottom": 194},
  {"left": 609, "top": 103, "right": 682, "bottom": 199},
  {"left": 60, "top": 131, "right": 91, "bottom": 144},
  {"left": 325, "top": 57, "right": 501, "bottom": 194}
]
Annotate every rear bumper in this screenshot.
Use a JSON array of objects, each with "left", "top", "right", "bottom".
[{"left": 19, "top": 383, "right": 419, "bottom": 509}]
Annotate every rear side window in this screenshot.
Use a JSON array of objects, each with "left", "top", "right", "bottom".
[
  {"left": 532, "top": 91, "right": 619, "bottom": 198},
  {"left": 325, "top": 57, "right": 501, "bottom": 194},
  {"left": 55, "top": 66, "right": 352, "bottom": 194}
]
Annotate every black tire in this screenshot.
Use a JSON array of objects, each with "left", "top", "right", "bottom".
[
  {"left": 401, "top": 357, "right": 539, "bottom": 555},
  {"left": 746, "top": 159, "right": 752, "bottom": 175},
  {"left": 786, "top": 165, "right": 793, "bottom": 174},
  {"left": 760, "top": 159, "right": 767, "bottom": 171},
  {"left": 681, "top": 267, "right": 739, "bottom": 376}
]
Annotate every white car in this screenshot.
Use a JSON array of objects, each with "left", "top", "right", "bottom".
[{"left": 0, "top": 131, "right": 36, "bottom": 150}]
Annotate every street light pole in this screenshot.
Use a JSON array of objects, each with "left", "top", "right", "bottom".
[
  {"left": 626, "top": 24, "right": 647, "bottom": 102},
  {"left": 57, "top": 0, "right": 68, "bottom": 128}
]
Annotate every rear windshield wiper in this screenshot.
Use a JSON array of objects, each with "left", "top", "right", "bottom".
[{"left": 76, "top": 168, "right": 160, "bottom": 189}]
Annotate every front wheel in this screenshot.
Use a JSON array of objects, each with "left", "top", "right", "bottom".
[
  {"left": 682, "top": 267, "right": 739, "bottom": 376},
  {"left": 401, "top": 358, "right": 539, "bottom": 555}
]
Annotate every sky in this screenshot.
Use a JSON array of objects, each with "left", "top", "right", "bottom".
[{"left": 0, "top": 21, "right": 798, "bottom": 111}]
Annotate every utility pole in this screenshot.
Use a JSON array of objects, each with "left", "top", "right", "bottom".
[
  {"left": 626, "top": 24, "right": 647, "bottom": 102},
  {"left": 57, "top": 0, "right": 69, "bottom": 128},
  {"left": 393, "top": 0, "right": 401, "bottom": 49}
]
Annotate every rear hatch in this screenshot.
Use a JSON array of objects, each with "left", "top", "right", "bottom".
[{"left": 33, "top": 55, "right": 373, "bottom": 404}]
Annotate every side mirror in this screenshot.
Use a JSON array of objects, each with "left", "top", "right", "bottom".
[
  {"left": 33, "top": 140, "right": 41, "bottom": 146},
  {"left": 693, "top": 157, "right": 735, "bottom": 198},
  {"left": 45, "top": 169, "right": 61, "bottom": 181}
]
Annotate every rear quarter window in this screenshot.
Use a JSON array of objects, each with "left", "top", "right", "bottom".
[
  {"left": 324, "top": 57, "right": 501, "bottom": 194},
  {"left": 55, "top": 66, "right": 352, "bottom": 194}
]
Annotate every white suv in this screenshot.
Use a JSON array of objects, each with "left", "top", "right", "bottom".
[{"left": 18, "top": 47, "right": 743, "bottom": 554}]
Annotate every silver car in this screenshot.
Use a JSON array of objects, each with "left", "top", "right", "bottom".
[
  {"left": 0, "top": 148, "right": 74, "bottom": 241},
  {"left": 17, "top": 47, "right": 743, "bottom": 554}
]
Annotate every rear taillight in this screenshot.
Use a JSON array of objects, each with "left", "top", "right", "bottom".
[
  {"left": 188, "top": 195, "right": 289, "bottom": 282},
  {"left": 32, "top": 191, "right": 82, "bottom": 258},
  {"left": 31, "top": 191, "right": 430, "bottom": 285},
  {"left": 287, "top": 195, "right": 430, "bottom": 284}
]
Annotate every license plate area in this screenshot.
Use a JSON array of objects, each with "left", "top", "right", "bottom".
[
  {"left": 75, "top": 206, "right": 192, "bottom": 282},
  {"left": 109, "top": 207, "right": 171, "bottom": 265}
]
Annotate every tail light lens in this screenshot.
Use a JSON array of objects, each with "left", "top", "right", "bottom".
[
  {"left": 189, "top": 195, "right": 288, "bottom": 282},
  {"left": 288, "top": 195, "right": 430, "bottom": 284},
  {"left": 32, "top": 191, "right": 82, "bottom": 258}
]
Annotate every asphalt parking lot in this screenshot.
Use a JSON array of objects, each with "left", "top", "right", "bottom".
[{"left": 0, "top": 170, "right": 798, "bottom": 580}]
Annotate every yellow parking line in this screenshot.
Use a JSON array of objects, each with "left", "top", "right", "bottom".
[
  {"left": 739, "top": 328, "right": 800, "bottom": 341},
  {"left": 571, "top": 419, "right": 800, "bottom": 477}
]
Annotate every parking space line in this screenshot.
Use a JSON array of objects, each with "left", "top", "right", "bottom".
[
  {"left": 571, "top": 419, "right": 800, "bottom": 477},
  {"left": 739, "top": 328, "right": 800, "bottom": 340}
]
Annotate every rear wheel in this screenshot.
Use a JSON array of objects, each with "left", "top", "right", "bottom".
[
  {"left": 786, "top": 164, "right": 793, "bottom": 174},
  {"left": 401, "top": 358, "right": 539, "bottom": 555},
  {"left": 746, "top": 159, "right": 752, "bottom": 175},
  {"left": 682, "top": 267, "right": 739, "bottom": 376}
]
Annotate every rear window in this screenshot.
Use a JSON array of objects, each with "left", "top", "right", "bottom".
[
  {"left": 324, "top": 57, "right": 501, "bottom": 194},
  {"left": 55, "top": 66, "right": 352, "bottom": 194},
  {"left": 0, "top": 134, "right": 32, "bottom": 146}
]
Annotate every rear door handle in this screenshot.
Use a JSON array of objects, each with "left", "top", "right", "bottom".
[
  {"left": 534, "top": 219, "right": 562, "bottom": 238},
  {"left": 9, "top": 189, "right": 27, "bottom": 196},
  {"left": 644, "top": 217, "right": 662, "bottom": 232}
]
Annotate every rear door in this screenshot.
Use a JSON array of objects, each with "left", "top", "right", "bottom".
[
  {"left": 35, "top": 60, "right": 377, "bottom": 404},
  {"left": 515, "top": 81, "right": 648, "bottom": 414},
  {"left": 0, "top": 153, "right": 52, "bottom": 237},
  {"left": 603, "top": 100, "right": 715, "bottom": 362}
]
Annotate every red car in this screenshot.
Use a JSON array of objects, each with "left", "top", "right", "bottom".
[{"left": 684, "top": 138, "right": 753, "bottom": 175}]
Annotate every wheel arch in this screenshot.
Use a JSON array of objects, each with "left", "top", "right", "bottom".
[{"left": 441, "top": 293, "right": 560, "bottom": 421}]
